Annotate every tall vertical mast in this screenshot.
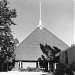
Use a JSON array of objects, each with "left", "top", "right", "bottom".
[{"left": 39, "top": 1, "right": 42, "bottom": 25}]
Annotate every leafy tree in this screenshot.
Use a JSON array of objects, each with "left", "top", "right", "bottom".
[
  {"left": 38, "top": 55, "right": 48, "bottom": 72},
  {"left": 39, "top": 44, "right": 61, "bottom": 62},
  {"left": 53, "top": 46, "right": 61, "bottom": 54},
  {"left": 39, "top": 43, "right": 61, "bottom": 72},
  {"left": 0, "top": 0, "right": 19, "bottom": 71}
]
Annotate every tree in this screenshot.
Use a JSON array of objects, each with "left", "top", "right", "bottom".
[
  {"left": 0, "top": 0, "right": 19, "bottom": 71},
  {"left": 39, "top": 44, "right": 61, "bottom": 62},
  {"left": 38, "top": 55, "right": 48, "bottom": 72},
  {"left": 39, "top": 43, "right": 61, "bottom": 72},
  {"left": 53, "top": 46, "right": 61, "bottom": 54}
]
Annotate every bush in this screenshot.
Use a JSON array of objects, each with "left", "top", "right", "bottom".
[{"left": 54, "top": 63, "right": 74, "bottom": 75}]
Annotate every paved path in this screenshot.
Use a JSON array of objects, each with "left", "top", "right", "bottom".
[
  {"left": 0, "top": 72, "right": 54, "bottom": 75},
  {"left": 73, "top": 72, "right": 75, "bottom": 75},
  {"left": 41, "top": 72, "right": 54, "bottom": 75}
]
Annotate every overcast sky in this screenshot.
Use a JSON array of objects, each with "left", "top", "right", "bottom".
[{"left": 8, "top": 0, "right": 74, "bottom": 46}]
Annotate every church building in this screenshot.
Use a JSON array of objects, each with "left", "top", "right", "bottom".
[{"left": 12, "top": 2, "right": 69, "bottom": 71}]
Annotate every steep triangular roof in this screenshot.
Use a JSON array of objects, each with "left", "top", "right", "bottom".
[{"left": 15, "top": 25, "right": 69, "bottom": 60}]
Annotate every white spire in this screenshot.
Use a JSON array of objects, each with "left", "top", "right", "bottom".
[
  {"left": 39, "top": 2, "right": 42, "bottom": 25},
  {"left": 38, "top": 1, "right": 43, "bottom": 29}
]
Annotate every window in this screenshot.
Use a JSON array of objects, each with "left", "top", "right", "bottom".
[{"left": 22, "top": 62, "right": 36, "bottom": 69}]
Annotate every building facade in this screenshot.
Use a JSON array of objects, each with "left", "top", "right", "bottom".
[
  {"left": 59, "top": 46, "right": 75, "bottom": 70},
  {"left": 12, "top": 25, "right": 69, "bottom": 71}
]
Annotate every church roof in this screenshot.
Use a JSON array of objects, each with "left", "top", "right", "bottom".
[{"left": 15, "top": 25, "right": 69, "bottom": 60}]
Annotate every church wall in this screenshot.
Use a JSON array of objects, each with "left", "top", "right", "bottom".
[
  {"left": 67, "top": 47, "right": 74, "bottom": 69},
  {"left": 12, "top": 61, "right": 39, "bottom": 71},
  {"left": 60, "top": 51, "right": 66, "bottom": 64},
  {"left": 59, "top": 46, "right": 75, "bottom": 70},
  {"left": 14, "top": 26, "right": 70, "bottom": 71},
  {"left": 73, "top": 46, "right": 75, "bottom": 70}
]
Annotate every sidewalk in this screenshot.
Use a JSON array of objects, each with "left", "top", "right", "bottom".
[
  {"left": 41, "top": 72, "right": 54, "bottom": 75},
  {"left": 73, "top": 72, "right": 75, "bottom": 75}
]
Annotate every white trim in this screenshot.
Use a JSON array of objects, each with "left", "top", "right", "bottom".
[
  {"left": 18, "top": 61, "right": 22, "bottom": 69},
  {"left": 48, "top": 62, "right": 49, "bottom": 70}
]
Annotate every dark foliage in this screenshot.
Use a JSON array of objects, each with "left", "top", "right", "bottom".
[
  {"left": 0, "top": 0, "right": 19, "bottom": 72},
  {"left": 53, "top": 46, "right": 61, "bottom": 54},
  {"left": 38, "top": 55, "right": 48, "bottom": 72},
  {"left": 39, "top": 44, "right": 47, "bottom": 55},
  {"left": 39, "top": 44, "right": 61, "bottom": 72},
  {"left": 54, "top": 63, "right": 74, "bottom": 75},
  {"left": 39, "top": 43, "right": 61, "bottom": 61}
]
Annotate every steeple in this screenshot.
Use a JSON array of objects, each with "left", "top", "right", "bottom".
[
  {"left": 37, "top": 1, "right": 44, "bottom": 29},
  {"left": 39, "top": 2, "right": 42, "bottom": 25}
]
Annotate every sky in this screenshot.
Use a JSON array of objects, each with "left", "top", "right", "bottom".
[{"left": 7, "top": 0, "right": 74, "bottom": 46}]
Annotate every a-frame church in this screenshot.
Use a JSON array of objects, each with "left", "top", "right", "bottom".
[{"left": 12, "top": 2, "right": 69, "bottom": 71}]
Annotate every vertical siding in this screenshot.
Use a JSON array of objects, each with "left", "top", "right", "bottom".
[
  {"left": 74, "top": 46, "right": 75, "bottom": 63},
  {"left": 67, "top": 47, "right": 74, "bottom": 65},
  {"left": 73, "top": 46, "right": 75, "bottom": 70},
  {"left": 60, "top": 46, "right": 75, "bottom": 70},
  {"left": 60, "top": 51, "right": 66, "bottom": 64}
]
